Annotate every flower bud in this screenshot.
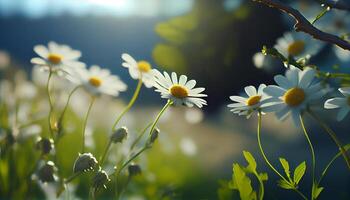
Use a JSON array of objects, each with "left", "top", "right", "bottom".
[
  {"left": 37, "top": 161, "right": 57, "bottom": 183},
  {"left": 128, "top": 163, "right": 142, "bottom": 177},
  {"left": 147, "top": 127, "right": 159, "bottom": 147},
  {"left": 110, "top": 127, "right": 128, "bottom": 143},
  {"left": 35, "top": 137, "right": 54, "bottom": 154},
  {"left": 73, "top": 153, "right": 98, "bottom": 173},
  {"left": 92, "top": 169, "right": 110, "bottom": 189}
]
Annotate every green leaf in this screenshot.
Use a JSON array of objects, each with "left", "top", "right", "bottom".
[
  {"left": 243, "top": 151, "right": 257, "bottom": 173},
  {"left": 293, "top": 161, "right": 306, "bottom": 185},
  {"left": 258, "top": 173, "right": 268, "bottom": 181},
  {"left": 217, "top": 180, "right": 234, "bottom": 200},
  {"left": 277, "top": 179, "right": 294, "bottom": 190},
  {"left": 230, "top": 164, "right": 257, "bottom": 200},
  {"left": 312, "top": 183, "right": 324, "bottom": 199},
  {"left": 279, "top": 158, "right": 291, "bottom": 180}
]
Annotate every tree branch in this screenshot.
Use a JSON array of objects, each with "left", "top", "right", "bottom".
[
  {"left": 316, "top": 0, "right": 350, "bottom": 11},
  {"left": 253, "top": 0, "right": 350, "bottom": 51}
]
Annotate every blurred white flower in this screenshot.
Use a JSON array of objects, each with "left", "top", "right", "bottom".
[
  {"left": 31, "top": 41, "right": 85, "bottom": 75},
  {"left": 32, "top": 65, "right": 73, "bottom": 91},
  {"left": 263, "top": 67, "right": 324, "bottom": 125},
  {"left": 275, "top": 32, "right": 323, "bottom": 60},
  {"left": 228, "top": 84, "right": 270, "bottom": 117},
  {"left": 152, "top": 69, "right": 207, "bottom": 108},
  {"left": 333, "top": 45, "right": 350, "bottom": 62},
  {"left": 252, "top": 52, "right": 280, "bottom": 72},
  {"left": 0, "top": 50, "right": 10, "bottom": 69},
  {"left": 179, "top": 137, "right": 197, "bottom": 156},
  {"left": 324, "top": 87, "right": 350, "bottom": 121},
  {"left": 121, "top": 53, "right": 155, "bottom": 88},
  {"left": 185, "top": 108, "right": 204, "bottom": 124},
  {"left": 68, "top": 65, "right": 127, "bottom": 97}
]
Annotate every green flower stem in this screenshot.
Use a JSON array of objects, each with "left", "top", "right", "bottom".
[
  {"left": 257, "top": 112, "right": 287, "bottom": 181},
  {"left": 129, "top": 122, "right": 153, "bottom": 151},
  {"left": 307, "top": 110, "right": 350, "bottom": 171},
  {"left": 58, "top": 86, "right": 80, "bottom": 126},
  {"left": 81, "top": 96, "right": 95, "bottom": 153},
  {"left": 112, "top": 78, "right": 143, "bottom": 131},
  {"left": 64, "top": 172, "right": 82, "bottom": 184},
  {"left": 299, "top": 115, "right": 316, "bottom": 200},
  {"left": 99, "top": 140, "right": 112, "bottom": 166},
  {"left": 318, "top": 144, "right": 350, "bottom": 184},
  {"left": 257, "top": 112, "right": 308, "bottom": 200},
  {"left": 46, "top": 70, "right": 54, "bottom": 139},
  {"left": 114, "top": 100, "right": 172, "bottom": 200}
]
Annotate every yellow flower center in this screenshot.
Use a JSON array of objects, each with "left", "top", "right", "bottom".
[
  {"left": 47, "top": 53, "right": 63, "bottom": 64},
  {"left": 137, "top": 61, "right": 151, "bottom": 72},
  {"left": 246, "top": 95, "right": 262, "bottom": 106},
  {"left": 283, "top": 87, "right": 305, "bottom": 107},
  {"left": 287, "top": 40, "right": 305, "bottom": 56},
  {"left": 169, "top": 84, "right": 189, "bottom": 98},
  {"left": 89, "top": 76, "right": 102, "bottom": 87}
]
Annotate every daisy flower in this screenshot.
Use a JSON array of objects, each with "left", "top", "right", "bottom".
[
  {"left": 228, "top": 84, "right": 270, "bottom": 117},
  {"left": 152, "top": 69, "right": 207, "bottom": 108},
  {"left": 31, "top": 41, "right": 85, "bottom": 74},
  {"left": 121, "top": 53, "right": 154, "bottom": 88},
  {"left": 262, "top": 67, "right": 324, "bottom": 125},
  {"left": 68, "top": 65, "right": 127, "bottom": 97},
  {"left": 275, "top": 32, "right": 323, "bottom": 60},
  {"left": 324, "top": 87, "right": 350, "bottom": 121}
]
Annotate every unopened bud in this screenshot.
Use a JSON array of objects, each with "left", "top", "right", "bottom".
[
  {"left": 147, "top": 127, "right": 159, "bottom": 147},
  {"left": 73, "top": 153, "right": 98, "bottom": 173},
  {"left": 128, "top": 163, "right": 142, "bottom": 177},
  {"left": 110, "top": 127, "right": 128, "bottom": 143},
  {"left": 35, "top": 137, "right": 54, "bottom": 154},
  {"left": 37, "top": 161, "right": 57, "bottom": 183},
  {"left": 92, "top": 169, "right": 110, "bottom": 189}
]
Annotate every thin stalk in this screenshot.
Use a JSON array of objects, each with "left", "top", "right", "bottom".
[
  {"left": 99, "top": 140, "right": 112, "bottom": 166},
  {"left": 257, "top": 112, "right": 308, "bottom": 200},
  {"left": 255, "top": 172, "right": 264, "bottom": 200},
  {"left": 58, "top": 86, "right": 80, "bottom": 125},
  {"left": 300, "top": 115, "right": 316, "bottom": 200},
  {"left": 129, "top": 122, "right": 153, "bottom": 151},
  {"left": 308, "top": 110, "right": 350, "bottom": 170},
  {"left": 64, "top": 172, "right": 82, "bottom": 184},
  {"left": 318, "top": 144, "right": 350, "bottom": 184},
  {"left": 257, "top": 112, "right": 287, "bottom": 181},
  {"left": 46, "top": 70, "right": 54, "bottom": 139},
  {"left": 112, "top": 78, "right": 142, "bottom": 131},
  {"left": 114, "top": 101, "right": 172, "bottom": 200},
  {"left": 81, "top": 96, "right": 95, "bottom": 153}
]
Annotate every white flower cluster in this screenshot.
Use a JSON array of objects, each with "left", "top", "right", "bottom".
[
  {"left": 31, "top": 42, "right": 207, "bottom": 108},
  {"left": 228, "top": 66, "right": 350, "bottom": 123}
]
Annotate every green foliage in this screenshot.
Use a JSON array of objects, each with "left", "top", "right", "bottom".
[
  {"left": 277, "top": 158, "right": 306, "bottom": 190},
  {"left": 220, "top": 151, "right": 267, "bottom": 200}
]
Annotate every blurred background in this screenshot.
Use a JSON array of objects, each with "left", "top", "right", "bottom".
[{"left": 0, "top": 0, "right": 349, "bottom": 199}]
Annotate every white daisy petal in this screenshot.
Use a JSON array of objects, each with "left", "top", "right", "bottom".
[
  {"left": 274, "top": 75, "right": 292, "bottom": 89},
  {"left": 34, "top": 45, "right": 49, "bottom": 58},
  {"left": 299, "top": 68, "right": 316, "bottom": 88},
  {"left": 339, "top": 87, "right": 350, "bottom": 96},
  {"left": 324, "top": 98, "right": 346, "bottom": 109},
  {"left": 244, "top": 86, "right": 257, "bottom": 97},
  {"left": 229, "top": 96, "right": 247, "bottom": 104},
  {"left": 264, "top": 85, "right": 286, "bottom": 97}
]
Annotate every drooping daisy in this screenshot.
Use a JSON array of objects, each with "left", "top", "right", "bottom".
[
  {"left": 262, "top": 67, "right": 324, "bottom": 125},
  {"left": 121, "top": 53, "right": 154, "bottom": 88},
  {"left": 324, "top": 87, "right": 350, "bottom": 121},
  {"left": 31, "top": 41, "right": 85, "bottom": 74},
  {"left": 152, "top": 69, "right": 207, "bottom": 108},
  {"left": 228, "top": 84, "right": 270, "bottom": 117},
  {"left": 68, "top": 65, "right": 127, "bottom": 97},
  {"left": 275, "top": 32, "right": 323, "bottom": 60}
]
